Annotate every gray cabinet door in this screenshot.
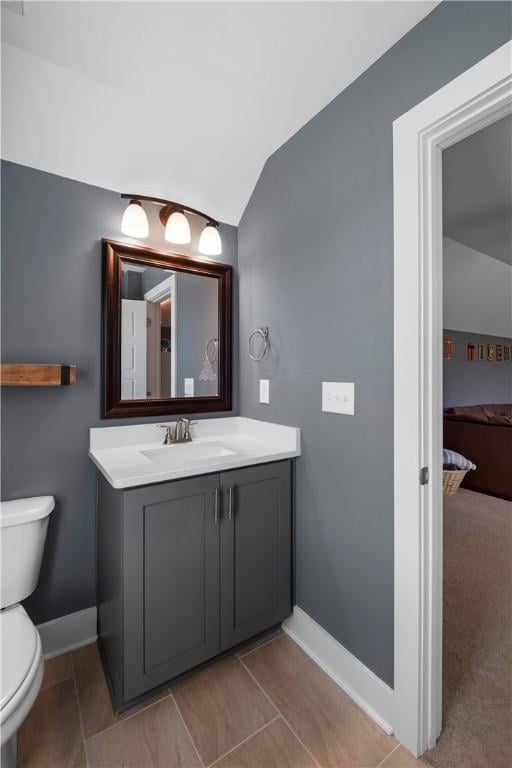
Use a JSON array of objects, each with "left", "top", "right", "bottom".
[
  {"left": 220, "top": 461, "right": 292, "bottom": 650},
  {"left": 123, "top": 474, "right": 220, "bottom": 700}
]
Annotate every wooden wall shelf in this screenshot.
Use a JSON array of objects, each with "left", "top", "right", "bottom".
[{"left": 0, "top": 364, "right": 77, "bottom": 387}]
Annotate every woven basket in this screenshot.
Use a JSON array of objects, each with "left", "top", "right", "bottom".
[{"left": 443, "top": 469, "right": 468, "bottom": 496}]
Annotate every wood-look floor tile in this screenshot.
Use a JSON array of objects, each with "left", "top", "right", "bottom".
[
  {"left": 41, "top": 652, "right": 74, "bottom": 691},
  {"left": 380, "top": 745, "right": 428, "bottom": 767},
  {"left": 18, "top": 679, "right": 85, "bottom": 768},
  {"left": 237, "top": 629, "right": 284, "bottom": 658},
  {"left": 72, "top": 642, "right": 167, "bottom": 738},
  {"left": 243, "top": 636, "right": 397, "bottom": 768},
  {"left": 214, "top": 717, "right": 316, "bottom": 768},
  {"left": 173, "top": 655, "right": 278, "bottom": 766},
  {"left": 86, "top": 697, "right": 201, "bottom": 768}
]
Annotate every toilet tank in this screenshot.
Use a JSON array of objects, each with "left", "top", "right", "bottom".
[{"left": 0, "top": 496, "right": 54, "bottom": 609}]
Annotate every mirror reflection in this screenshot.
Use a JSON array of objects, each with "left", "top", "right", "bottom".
[{"left": 121, "top": 261, "right": 219, "bottom": 400}]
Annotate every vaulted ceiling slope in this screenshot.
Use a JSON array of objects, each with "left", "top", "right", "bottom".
[
  {"left": 443, "top": 115, "right": 512, "bottom": 265},
  {"left": 1, "top": 1, "right": 437, "bottom": 224}
]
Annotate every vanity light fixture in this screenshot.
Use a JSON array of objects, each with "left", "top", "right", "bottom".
[
  {"left": 165, "top": 209, "right": 191, "bottom": 244},
  {"left": 120, "top": 193, "right": 222, "bottom": 255},
  {"left": 198, "top": 222, "right": 222, "bottom": 256},
  {"left": 121, "top": 199, "right": 149, "bottom": 238}
]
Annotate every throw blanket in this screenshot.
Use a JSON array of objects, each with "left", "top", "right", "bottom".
[{"left": 443, "top": 449, "right": 476, "bottom": 471}]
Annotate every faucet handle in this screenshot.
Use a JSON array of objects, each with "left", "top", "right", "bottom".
[
  {"left": 183, "top": 420, "right": 198, "bottom": 440},
  {"left": 157, "top": 424, "right": 175, "bottom": 444}
]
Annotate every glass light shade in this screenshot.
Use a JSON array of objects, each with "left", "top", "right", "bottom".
[
  {"left": 165, "top": 210, "right": 191, "bottom": 244},
  {"left": 121, "top": 200, "right": 149, "bottom": 238},
  {"left": 198, "top": 223, "right": 222, "bottom": 256}
]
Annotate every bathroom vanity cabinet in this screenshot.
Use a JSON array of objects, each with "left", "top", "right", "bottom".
[{"left": 97, "top": 460, "right": 292, "bottom": 709}]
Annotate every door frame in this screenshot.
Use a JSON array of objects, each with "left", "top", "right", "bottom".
[
  {"left": 393, "top": 41, "right": 511, "bottom": 756},
  {"left": 144, "top": 273, "right": 177, "bottom": 397}
]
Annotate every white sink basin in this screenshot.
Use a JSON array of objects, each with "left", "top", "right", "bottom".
[
  {"left": 141, "top": 441, "right": 237, "bottom": 466},
  {"left": 89, "top": 417, "right": 301, "bottom": 488}
]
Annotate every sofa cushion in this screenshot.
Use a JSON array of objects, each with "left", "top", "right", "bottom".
[
  {"left": 483, "top": 409, "right": 512, "bottom": 426},
  {"left": 481, "top": 403, "right": 512, "bottom": 417},
  {"left": 444, "top": 405, "right": 489, "bottom": 423}
]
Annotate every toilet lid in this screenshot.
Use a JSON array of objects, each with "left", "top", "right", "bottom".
[{"left": 0, "top": 610, "right": 38, "bottom": 710}]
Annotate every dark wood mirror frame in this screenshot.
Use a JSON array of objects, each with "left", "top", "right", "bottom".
[{"left": 102, "top": 239, "right": 232, "bottom": 418}]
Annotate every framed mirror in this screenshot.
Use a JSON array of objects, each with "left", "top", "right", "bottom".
[{"left": 103, "top": 239, "right": 232, "bottom": 418}]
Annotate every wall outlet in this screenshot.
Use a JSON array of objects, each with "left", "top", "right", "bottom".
[
  {"left": 184, "top": 377, "right": 195, "bottom": 397},
  {"left": 322, "top": 382, "right": 355, "bottom": 415},
  {"left": 259, "top": 379, "right": 270, "bottom": 404}
]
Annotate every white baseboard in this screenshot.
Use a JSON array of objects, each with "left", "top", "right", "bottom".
[
  {"left": 37, "top": 602, "right": 394, "bottom": 733},
  {"left": 283, "top": 606, "right": 394, "bottom": 735},
  {"left": 37, "top": 606, "right": 97, "bottom": 659}
]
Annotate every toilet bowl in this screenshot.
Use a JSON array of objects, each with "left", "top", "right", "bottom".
[{"left": 0, "top": 496, "right": 54, "bottom": 768}]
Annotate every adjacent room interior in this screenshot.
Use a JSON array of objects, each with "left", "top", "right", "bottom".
[{"left": 428, "top": 116, "right": 512, "bottom": 768}]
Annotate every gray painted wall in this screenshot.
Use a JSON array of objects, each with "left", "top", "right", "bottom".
[
  {"left": 443, "top": 114, "right": 512, "bottom": 265},
  {"left": 443, "top": 236, "right": 512, "bottom": 338},
  {"left": 443, "top": 330, "right": 512, "bottom": 407},
  {"left": 1, "top": 160, "right": 238, "bottom": 625},
  {"left": 238, "top": 2, "right": 512, "bottom": 686},
  {"left": 175, "top": 272, "right": 219, "bottom": 398},
  {"left": 122, "top": 269, "right": 142, "bottom": 300},
  {"left": 140, "top": 267, "right": 168, "bottom": 296},
  {"left": 122, "top": 266, "right": 166, "bottom": 299}
]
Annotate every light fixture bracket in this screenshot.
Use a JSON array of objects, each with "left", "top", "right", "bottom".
[
  {"left": 159, "top": 203, "right": 181, "bottom": 227},
  {"left": 120, "top": 193, "right": 219, "bottom": 227}
]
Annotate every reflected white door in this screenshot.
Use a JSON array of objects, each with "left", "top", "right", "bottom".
[{"left": 121, "top": 299, "right": 147, "bottom": 399}]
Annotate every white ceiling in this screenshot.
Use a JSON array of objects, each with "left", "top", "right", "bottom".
[
  {"left": 1, "top": 1, "right": 438, "bottom": 224},
  {"left": 443, "top": 115, "right": 512, "bottom": 265}
]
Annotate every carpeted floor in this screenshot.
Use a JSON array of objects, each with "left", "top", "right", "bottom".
[{"left": 425, "top": 489, "right": 512, "bottom": 768}]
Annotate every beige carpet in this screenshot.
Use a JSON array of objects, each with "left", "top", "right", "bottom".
[{"left": 425, "top": 489, "right": 512, "bottom": 768}]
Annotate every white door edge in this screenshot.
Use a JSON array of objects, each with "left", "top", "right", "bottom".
[{"left": 393, "top": 40, "right": 512, "bottom": 756}]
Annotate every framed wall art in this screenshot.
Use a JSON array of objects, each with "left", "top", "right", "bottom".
[{"left": 444, "top": 340, "right": 455, "bottom": 360}]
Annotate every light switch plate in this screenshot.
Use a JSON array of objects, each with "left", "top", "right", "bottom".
[
  {"left": 184, "top": 377, "right": 195, "bottom": 397},
  {"left": 322, "top": 382, "right": 355, "bottom": 415},
  {"left": 259, "top": 379, "right": 270, "bottom": 404}
]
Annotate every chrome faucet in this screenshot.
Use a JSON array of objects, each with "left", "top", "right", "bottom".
[{"left": 158, "top": 419, "right": 195, "bottom": 445}]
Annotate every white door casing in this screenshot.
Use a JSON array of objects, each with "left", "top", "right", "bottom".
[
  {"left": 121, "top": 299, "right": 147, "bottom": 399},
  {"left": 171, "top": 276, "right": 177, "bottom": 398},
  {"left": 393, "top": 41, "right": 512, "bottom": 756},
  {"left": 143, "top": 274, "right": 177, "bottom": 398},
  {"left": 146, "top": 301, "right": 161, "bottom": 398}
]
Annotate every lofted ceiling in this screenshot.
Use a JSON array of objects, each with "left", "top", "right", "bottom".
[
  {"left": 2, "top": 1, "right": 438, "bottom": 224},
  {"left": 443, "top": 115, "right": 512, "bottom": 265}
]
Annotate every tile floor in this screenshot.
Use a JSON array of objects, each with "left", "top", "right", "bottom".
[{"left": 18, "top": 631, "right": 426, "bottom": 768}]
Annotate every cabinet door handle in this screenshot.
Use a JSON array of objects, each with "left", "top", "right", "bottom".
[
  {"left": 228, "top": 484, "right": 234, "bottom": 520},
  {"left": 213, "top": 487, "right": 219, "bottom": 525}
]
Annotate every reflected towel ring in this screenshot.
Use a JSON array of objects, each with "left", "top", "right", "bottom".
[
  {"left": 206, "top": 338, "right": 218, "bottom": 363},
  {"left": 248, "top": 327, "right": 269, "bottom": 362}
]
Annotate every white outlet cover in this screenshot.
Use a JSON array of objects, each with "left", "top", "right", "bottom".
[
  {"left": 260, "top": 379, "right": 270, "bottom": 404},
  {"left": 322, "top": 382, "right": 355, "bottom": 415},
  {"left": 184, "top": 377, "right": 195, "bottom": 397}
]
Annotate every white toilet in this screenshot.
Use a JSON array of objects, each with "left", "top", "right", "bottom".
[{"left": 0, "top": 496, "right": 54, "bottom": 768}]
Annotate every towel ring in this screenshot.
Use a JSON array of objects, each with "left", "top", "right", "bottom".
[
  {"left": 248, "top": 327, "right": 269, "bottom": 362},
  {"left": 206, "top": 338, "right": 218, "bottom": 364}
]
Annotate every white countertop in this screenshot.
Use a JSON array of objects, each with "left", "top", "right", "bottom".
[{"left": 89, "top": 417, "right": 301, "bottom": 489}]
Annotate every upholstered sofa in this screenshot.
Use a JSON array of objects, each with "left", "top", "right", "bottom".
[{"left": 443, "top": 404, "right": 512, "bottom": 500}]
